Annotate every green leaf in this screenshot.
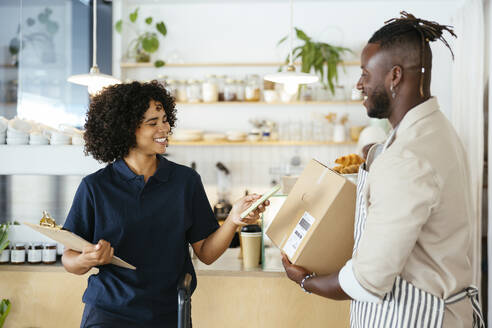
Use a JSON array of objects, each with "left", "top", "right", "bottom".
[
  {"left": 295, "top": 27, "right": 311, "bottom": 42},
  {"left": 145, "top": 17, "right": 153, "bottom": 25},
  {"left": 8, "top": 38, "right": 20, "bottom": 55},
  {"left": 277, "top": 35, "right": 288, "bottom": 46},
  {"left": 0, "top": 299, "right": 11, "bottom": 327},
  {"left": 156, "top": 22, "right": 167, "bottom": 36},
  {"left": 142, "top": 34, "right": 159, "bottom": 53},
  {"left": 26, "top": 18, "right": 35, "bottom": 26},
  {"left": 154, "top": 60, "right": 165, "bottom": 67},
  {"left": 115, "top": 20, "right": 122, "bottom": 33},
  {"left": 129, "top": 8, "right": 139, "bottom": 23}
]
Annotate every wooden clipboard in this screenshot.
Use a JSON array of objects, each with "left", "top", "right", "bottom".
[{"left": 23, "top": 222, "right": 136, "bottom": 270}]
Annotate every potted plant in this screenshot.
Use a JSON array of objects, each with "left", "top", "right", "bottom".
[
  {"left": 278, "top": 28, "right": 351, "bottom": 95},
  {"left": 115, "top": 8, "right": 167, "bottom": 67},
  {"left": 0, "top": 299, "right": 10, "bottom": 328},
  {"left": 0, "top": 223, "right": 9, "bottom": 260}
]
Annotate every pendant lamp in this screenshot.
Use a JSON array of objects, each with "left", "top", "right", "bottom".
[
  {"left": 264, "top": 0, "right": 318, "bottom": 93},
  {"left": 67, "top": 0, "right": 120, "bottom": 96}
]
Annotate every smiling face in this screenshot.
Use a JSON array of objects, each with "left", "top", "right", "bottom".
[
  {"left": 133, "top": 100, "right": 170, "bottom": 156},
  {"left": 356, "top": 43, "right": 392, "bottom": 119}
]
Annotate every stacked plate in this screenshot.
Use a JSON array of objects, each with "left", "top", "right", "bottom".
[
  {"left": 0, "top": 117, "right": 7, "bottom": 145},
  {"left": 71, "top": 134, "right": 85, "bottom": 146},
  {"left": 29, "top": 132, "right": 50, "bottom": 145},
  {"left": 171, "top": 129, "right": 203, "bottom": 142},
  {"left": 50, "top": 131, "right": 72, "bottom": 145},
  {"left": 226, "top": 131, "right": 247, "bottom": 142},
  {"left": 6, "top": 119, "right": 31, "bottom": 145},
  {"left": 203, "top": 133, "right": 226, "bottom": 142}
]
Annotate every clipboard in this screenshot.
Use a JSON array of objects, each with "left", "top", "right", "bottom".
[{"left": 23, "top": 222, "right": 136, "bottom": 270}]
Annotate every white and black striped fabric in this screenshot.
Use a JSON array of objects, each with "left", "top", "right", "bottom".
[
  {"left": 351, "top": 276, "right": 445, "bottom": 328},
  {"left": 352, "top": 165, "right": 368, "bottom": 256},
  {"left": 349, "top": 142, "right": 484, "bottom": 328}
]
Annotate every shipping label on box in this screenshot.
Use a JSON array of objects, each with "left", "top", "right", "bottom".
[
  {"left": 266, "top": 159, "right": 356, "bottom": 275},
  {"left": 282, "top": 212, "right": 316, "bottom": 259}
]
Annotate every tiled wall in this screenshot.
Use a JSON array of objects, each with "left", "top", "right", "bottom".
[{"left": 0, "top": 144, "right": 355, "bottom": 225}]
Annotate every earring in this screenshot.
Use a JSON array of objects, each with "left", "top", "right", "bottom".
[{"left": 390, "top": 84, "right": 396, "bottom": 99}]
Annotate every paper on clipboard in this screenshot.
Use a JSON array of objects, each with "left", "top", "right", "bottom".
[{"left": 23, "top": 222, "right": 136, "bottom": 270}]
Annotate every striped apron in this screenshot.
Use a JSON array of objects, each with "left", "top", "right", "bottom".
[{"left": 350, "top": 132, "right": 485, "bottom": 328}]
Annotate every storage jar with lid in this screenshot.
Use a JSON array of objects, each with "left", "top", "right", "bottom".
[
  {"left": 223, "top": 79, "right": 237, "bottom": 101},
  {"left": 11, "top": 242, "right": 26, "bottom": 264},
  {"left": 217, "top": 75, "right": 227, "bottom": 101},
  {"left": 42, "top": 242, "right": 57, "bottom": 264},
  {"left": 186, "top": 79, "right": 202, "bottom": 103},
  {"left": 202, "top": 75, "right": 218, "bottom": 103},
  {"left": 236, "top": 79, "right": 245, "bottom": 101},
  {"left": 28, "top": 242, "right": 43, "bottom": 264},
  {"left": 176, "top": 80, "right": 188, "bottom": 103},
  {"left": 245, "top": 75, "right": 261, "bottom": 102},
  {"left": 0, "top": 246, "right": 10, "bottom": 264}
]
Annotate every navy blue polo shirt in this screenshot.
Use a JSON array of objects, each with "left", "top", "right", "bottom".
[{"left": 63, "top": 155, "right": 219, "bottom": 324}]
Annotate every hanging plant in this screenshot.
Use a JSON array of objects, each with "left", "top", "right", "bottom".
[
  {"left": 115, "top": 8, "right": 167, "bottom": 67},
  {"left": 278, "top": 28, "right": 351, "bottom": 94}
]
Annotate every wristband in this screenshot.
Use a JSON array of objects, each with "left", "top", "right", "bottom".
[{"left": 300, "top": 272, "right": 316, "bottom": 294}]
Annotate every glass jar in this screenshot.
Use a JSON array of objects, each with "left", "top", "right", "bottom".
[
  {"left": 176, "top": 80, "right": 188, "bottom": 103},
  {"left": 202, "top": 75, "right": 218, "bottom": 103},
  {"left": 223, "top": 79, "right": 237, "bottom": 101},
  {"left": 236, "top": 80, "right": 245, "bottom": 101},
  {"left": 165, "top": 79, "right": 178, "bottom": 99},
  {"left": 300, "top": 84, "right": 314, "bottom": 102},
  {"left": 263, "top": 80, "right": 277, "bottom": 103},
  {"left": 42, "top": 242, "right": 57, "bottom": 264},
  {"left": 0, "top": 246, "right": 10, "bottom": 264},
  {"left": 245, "top": 75, "right": 261, "bottom": 102},
  {"left": 186, "top": 79, "right": 202, "bottom": 103},
  {"left": 11, "top": 242, "right": 26, "bottom": 264},
  {"left": 28, "top": 242, "right": 43, "bottom": 264},
  {"left": 217, "top": 75, "right": 227, "bottom": 101}
]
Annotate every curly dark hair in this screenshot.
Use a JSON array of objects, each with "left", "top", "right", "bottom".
[{"left": 84, "top": 80, "right": 177, "bottom": 163}]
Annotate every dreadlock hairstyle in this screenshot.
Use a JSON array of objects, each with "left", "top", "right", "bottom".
[{"left": 368, "top": 11, "right": 457, "bottom": 97}]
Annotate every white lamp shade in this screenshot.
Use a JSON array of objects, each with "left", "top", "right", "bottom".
[
  {"left": 264, "top": 71, "right": 319, "bottom": 85},
  {"left": 67, "top": 72, "right": 121, "bottom": 96}
]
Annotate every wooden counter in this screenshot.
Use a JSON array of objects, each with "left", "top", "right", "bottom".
[{"left": 0, "top": 249, "right": 350, "bottom": 327}]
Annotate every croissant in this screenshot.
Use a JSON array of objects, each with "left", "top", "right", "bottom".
[
  {"left": 335, "top": 153, "right": 365, "bottom": 166},
  {"left": 332, "top": 165, "right": 344, "bottom": 173},
  {"left": 341, "top": 164, "right": 360, "bottom": 174}
]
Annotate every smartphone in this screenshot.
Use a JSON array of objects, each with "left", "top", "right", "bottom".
[{"left": 240, "top": 185, "right": 281, "bottom": 219}]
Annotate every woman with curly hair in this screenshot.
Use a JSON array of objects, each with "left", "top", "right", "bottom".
[{"left": 61, "top": 81, "right": 268, "bottom": 327}]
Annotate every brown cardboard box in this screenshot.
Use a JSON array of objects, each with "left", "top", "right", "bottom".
[{"left": 266, "top": 159, "right": 356, "bottom": 275}]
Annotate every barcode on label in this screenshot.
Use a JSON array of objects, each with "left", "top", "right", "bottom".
[
  {"left": 282, "top": 212, "right": 316, "bottom": 259},
  {"left": 299, "top": 218, "right": 311, "bottom": 231}
]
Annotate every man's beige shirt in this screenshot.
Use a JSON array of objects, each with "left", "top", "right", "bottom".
[{"left": 352, "top": 97, "right": 474, "bottom": 325}]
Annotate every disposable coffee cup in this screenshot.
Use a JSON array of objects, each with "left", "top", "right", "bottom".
[{"left": 240, "top": 224, "right": 262, "bottom": 269}]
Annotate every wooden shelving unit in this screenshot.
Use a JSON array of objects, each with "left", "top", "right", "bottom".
[
  {"left": 176, "top": 100, "right": 362, "bottom": 106},
  {"left": 169, "top": 140, "right": 356, "bottom": 146},
  {"left": 120, "top": 61, "right": 360, "bottom": 68}
]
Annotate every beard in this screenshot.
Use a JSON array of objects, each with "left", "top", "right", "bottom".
[{"left": 367, "top": 85, "right": 391, "bottom": 119}]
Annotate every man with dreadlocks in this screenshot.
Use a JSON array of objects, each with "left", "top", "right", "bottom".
[{"left": 282, "top": 11, "right": 484, "bottom": 327}]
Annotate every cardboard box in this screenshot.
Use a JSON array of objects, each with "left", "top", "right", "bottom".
[{"left": 265, "top": 159, "right": 356, "bottom": 275}]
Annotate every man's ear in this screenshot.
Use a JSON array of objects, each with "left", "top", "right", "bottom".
[{"left": 391, "top": 65, "right": 403, "bottom": 87}]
